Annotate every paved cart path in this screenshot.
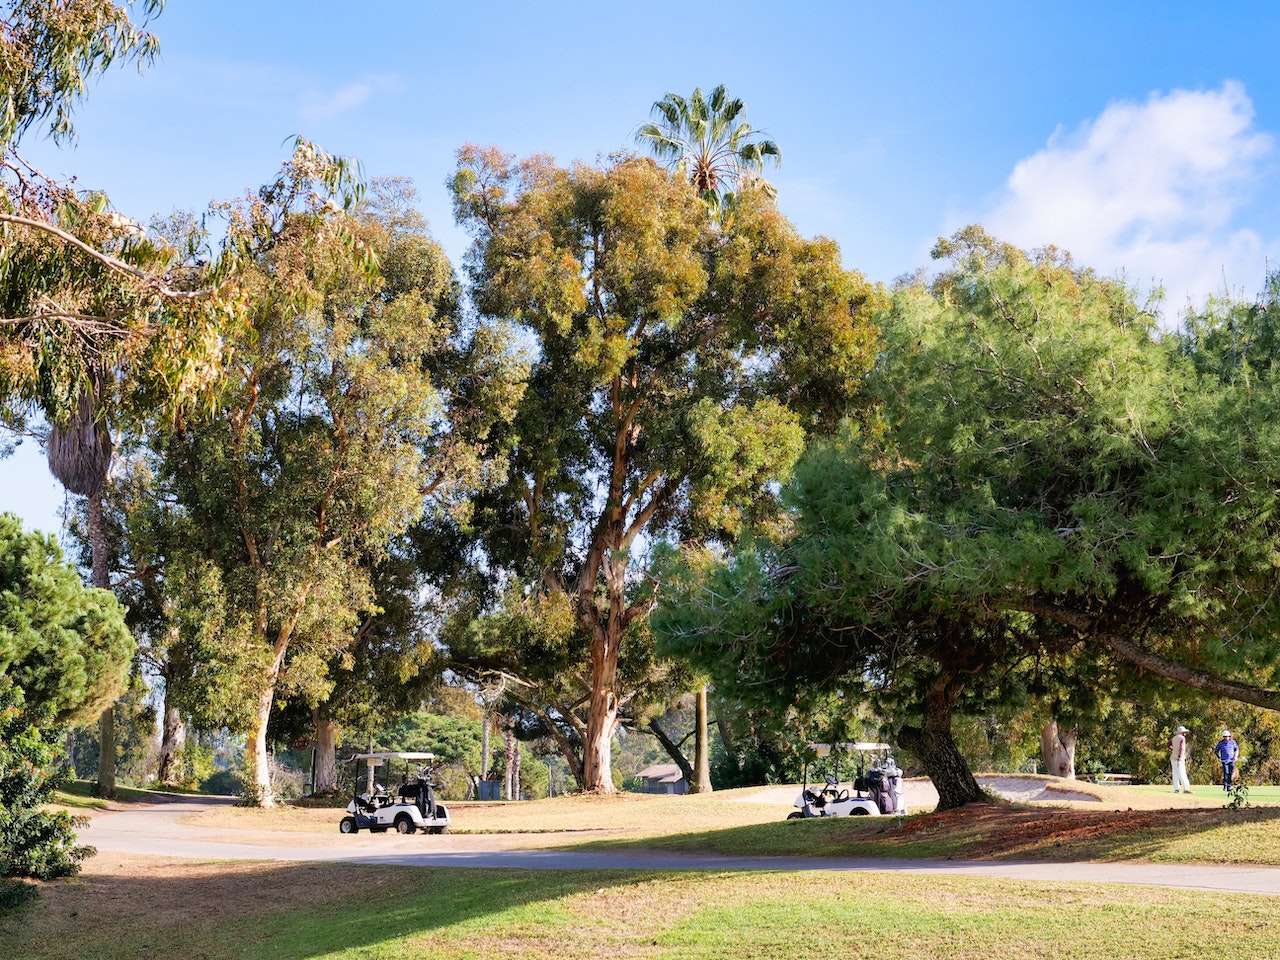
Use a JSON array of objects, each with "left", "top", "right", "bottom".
[{"left": 82, "top": 796, "right": 1280, "bottom": 896}]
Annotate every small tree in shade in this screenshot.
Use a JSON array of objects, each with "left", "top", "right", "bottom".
[
  {"left": 0, "top": 514, "right": 132, "bottom": 905},
  {"left": 0, "top": 678, "right": 93, "bottom": 907}
]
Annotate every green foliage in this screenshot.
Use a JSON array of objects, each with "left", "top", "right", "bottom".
[
  {"left": 0, "top": 512, "right": 132, "bottom": 722},
  {"left": 0, "top": 677, "right": 94, "bottom": 887},
  {"left": 376, "top": 711, "right": 482, "bottom": 768},
  {"left": 121, "top": 162, "right": 521, "bottom": 802},
  {"left": 0, "top": 0, "right": 162, "bottom": 147},
  {"left": 447, "top": 146, "right": 880, "bottom": 788},
  {"left": 373, "top": 710, "right": 483, "bottom": 799},
  {"left": 654, "top": 227, "right": 1280, "bottom": 803},
  {"left": 171, "top": 744, "right": 217, "bottom": 791}
]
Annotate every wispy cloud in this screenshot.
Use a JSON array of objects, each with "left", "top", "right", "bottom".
[
  {"left": 301, "top": 74, "right": 403, "bottom": 122},
  {"left": 959, "top": 82, "right": 1275, "bottom": 314}
]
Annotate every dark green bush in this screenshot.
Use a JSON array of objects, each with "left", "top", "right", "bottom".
[{"left": 0, "top": 677, "right": 94, "bottom": 883}]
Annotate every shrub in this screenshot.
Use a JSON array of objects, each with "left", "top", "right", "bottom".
[{"left": 0, "top": 677, "right": 94, "bottom": 884}]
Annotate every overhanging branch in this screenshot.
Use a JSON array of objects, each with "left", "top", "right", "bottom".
[
  {"left": 0, "top": 212, "right": 212, "bottom": 300},
  {"left": 1018, "top": 599, "right": 1280, "bottom": 711}
]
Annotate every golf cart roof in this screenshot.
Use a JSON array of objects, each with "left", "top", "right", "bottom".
[
  {"left": 349, "top": 752, "right": 437, "bottom": 762},
  {"left": 807, "top": 742, "right": 891, "bottom": 756}
]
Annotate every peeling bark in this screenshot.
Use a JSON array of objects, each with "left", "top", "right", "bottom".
[
  {"left": 156, "top": 702, "right": 185, "bottom": 786},
  {"left": 1040, "top": 719, "right": 1076, "bottom": 779},
  {"left": 312, "top": 708, "right": 338, "bottom": 793}
]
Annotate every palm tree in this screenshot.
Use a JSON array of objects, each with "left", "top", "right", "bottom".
[
  {"left": 637, "top": 85, "right": 780, "bottom": 792},
  {"left": 635, "top": 85, "right": 781, "bottom": 209},
  {"left": 45, "top": 368, "right": 117, "bottom": 793}
]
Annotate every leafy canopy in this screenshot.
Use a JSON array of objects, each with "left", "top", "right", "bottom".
[{"left": 0, "top": 512, "right": 132, "bottom": 723}]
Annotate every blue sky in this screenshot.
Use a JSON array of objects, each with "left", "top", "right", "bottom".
[{"left": 6, "top": 1, "right": 1280, "bottom": 537}]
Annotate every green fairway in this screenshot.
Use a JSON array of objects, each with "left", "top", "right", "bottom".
[
  {"left": 1123, "top": 782, "right": 1280, "bottom": 803},
  {"left": 4, "top": 858, "right": 1279, "bottom": 960},
  {"left": 16, "top": 783, "right": 1280, "bottom": 958}
]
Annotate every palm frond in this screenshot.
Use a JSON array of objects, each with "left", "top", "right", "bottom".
[{"left": 635, "top": 84, "right": 781, "bottom": 207}]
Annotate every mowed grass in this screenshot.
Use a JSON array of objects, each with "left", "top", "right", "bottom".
[
  {"left": 602, "top": 802, "right": 1280, "bottom": 865},
  {"left": 10, "top": 784, "right": 1280, "bottom": 958},
  {"left": 180, "top": 786, "right": 792, "bottom": 839},
  {"left": 3, "top": 854, "right": 1279, "bottom": 960},
  {"left": 173, "top": 782, "right": 1280, "bottom": 866},
  {"left": 54, "top": 780, "right": 207, "bottom": 809}
]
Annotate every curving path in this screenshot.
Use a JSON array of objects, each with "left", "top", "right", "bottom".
[{"left": 82, "top": 795, "right": 1280, "bottom": 896}]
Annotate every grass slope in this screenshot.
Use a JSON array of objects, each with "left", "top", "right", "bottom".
[
  {"left": 3, "top": 854, "right": 1278, "bottom": 960},
  {"left": 12, "top": 781, "right": 1278, "bottom": 958}
]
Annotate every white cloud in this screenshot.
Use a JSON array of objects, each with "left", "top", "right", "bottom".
[
  {"left": 962, "top": 82, "right": 1276, "bottom": 315},
  {"left": 301, "top": 74, "right": 402, "bottom": 122}
]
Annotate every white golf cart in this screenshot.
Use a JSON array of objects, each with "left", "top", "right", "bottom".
[
  {"left": 788, "top": 741, "right": 907, "bottom": 819},
  {"left": 339, "top": 752, "right": 451, "bottom": 835}
]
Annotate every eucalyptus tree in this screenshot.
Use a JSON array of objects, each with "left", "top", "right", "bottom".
[
  {"left": 146, "top": 167, "right": 520, "bottom": 805},
  {"left": 0, "top": 1, "right": 229, "bottom": 799},
  {"left": 449, "top": 146, "right": 880, "bottom": 791},
  {"left": 635, "top": 84, "right": 780, "bottom": 211},
  {"left": 443, "top": 586, "right": 691, "bottom": 789},
  {"left": 636, "top": 84, "right": 788, "bottom": 786}
]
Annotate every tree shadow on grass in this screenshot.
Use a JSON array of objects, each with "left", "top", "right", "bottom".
[
  {"left": 0, "top": 856, "right": 664, "bottom": 960},
  {"left": 563, "top": 802, "right": 1280, "bottom": 864}
]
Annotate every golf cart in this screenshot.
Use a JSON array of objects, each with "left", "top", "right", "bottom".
[
  {"left": 788, "top": 741, "right": 907, "bottom": 819},
  {"left": 339, "top": 752, "right": 451, "bottom": 835}
]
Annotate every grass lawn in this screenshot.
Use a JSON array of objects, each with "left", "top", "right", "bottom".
[
  {"left": 1125, "top": 782, "right": 1280, "bottom": 803},
  {"left": 55, "top": 780, "right": 206, "bottom": 809},
  {"left": 171, "top": 781, "right": 1280, "bottom": 866},
  {"left": 3, "top": 854, "right": 1279, "bottom": 960},
  {"left": 10, "top": 781, "right": 1280, "bottom": 957}
]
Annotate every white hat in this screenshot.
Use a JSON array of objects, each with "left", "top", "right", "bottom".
[
  {"left": 1222, "top": 730, "right": 1231, "bottom": 738},
  {"left": 1176, "top": 725, "right": 1188, "bottom": 733}
]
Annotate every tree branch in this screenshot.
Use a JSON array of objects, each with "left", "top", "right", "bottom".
[
  {"left": 1018, "top": 599, "right": 1280, "bottom": 711},
  {"left": 0, "top": 212, "right": 212, "bottom": 299}
]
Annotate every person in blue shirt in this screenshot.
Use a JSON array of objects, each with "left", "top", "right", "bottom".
[{"left": 1214, "top": 730, "right": 1239, "bottom": 791}]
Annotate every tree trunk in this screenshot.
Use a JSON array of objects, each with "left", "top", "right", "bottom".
[
  {"left": 481, "top": 713, "right": 491, "bottom": 780},
  {"left": 1040, "top": 719, "right": 1077, "bottom": 779},
  {"left": 504, "top": 716, "right": 515, "bottom": 800},
  {"left": 896, "top": 672, "right": 988, "bottom": 810},
  {"left": 156, "top": 699, "right": 185, "bottom": 786},
  {"left": 691, "top": 685, "right": 713, "bottom": 794},
  {"left": 87, "top": 487, "right": 118, "bottom": 800},
  {"left": 312, "top": 707, "right": 338, "bottom": 793},
  {"left": 581, "top": 619, "right": 621, "bottom": 792},
  {"left": 647, "top": 718, "right": 695, "bottom": 784},
  {"left": 513, "top": 735, "right": 522, "bottom": 800},
  {"left": 243, "top": 683, "right": 277, "bottom": 807},
  {"left": 714, "top": 706, "right": 737, "bottom": 760}
]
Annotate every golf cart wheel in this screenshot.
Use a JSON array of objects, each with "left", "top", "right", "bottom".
[
  {"left": 786, "top": 811, "right": 805, "bottom": 820},
  {"left": 850, "top": 807, "right": 871, "bottom": 816},
  {"left": 429, "top": 825, "right": 448, "bottom": 835},
  {"left": 339, "top": 816, "right": 358, "bottom": 834},
  {"left": 394, "top": 815, "right": 417, "bottom": 835}
]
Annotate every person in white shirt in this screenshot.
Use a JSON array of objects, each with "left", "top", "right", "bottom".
[{"left": 1169, "top": 725, "right": 1193, "bottom": 793}]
